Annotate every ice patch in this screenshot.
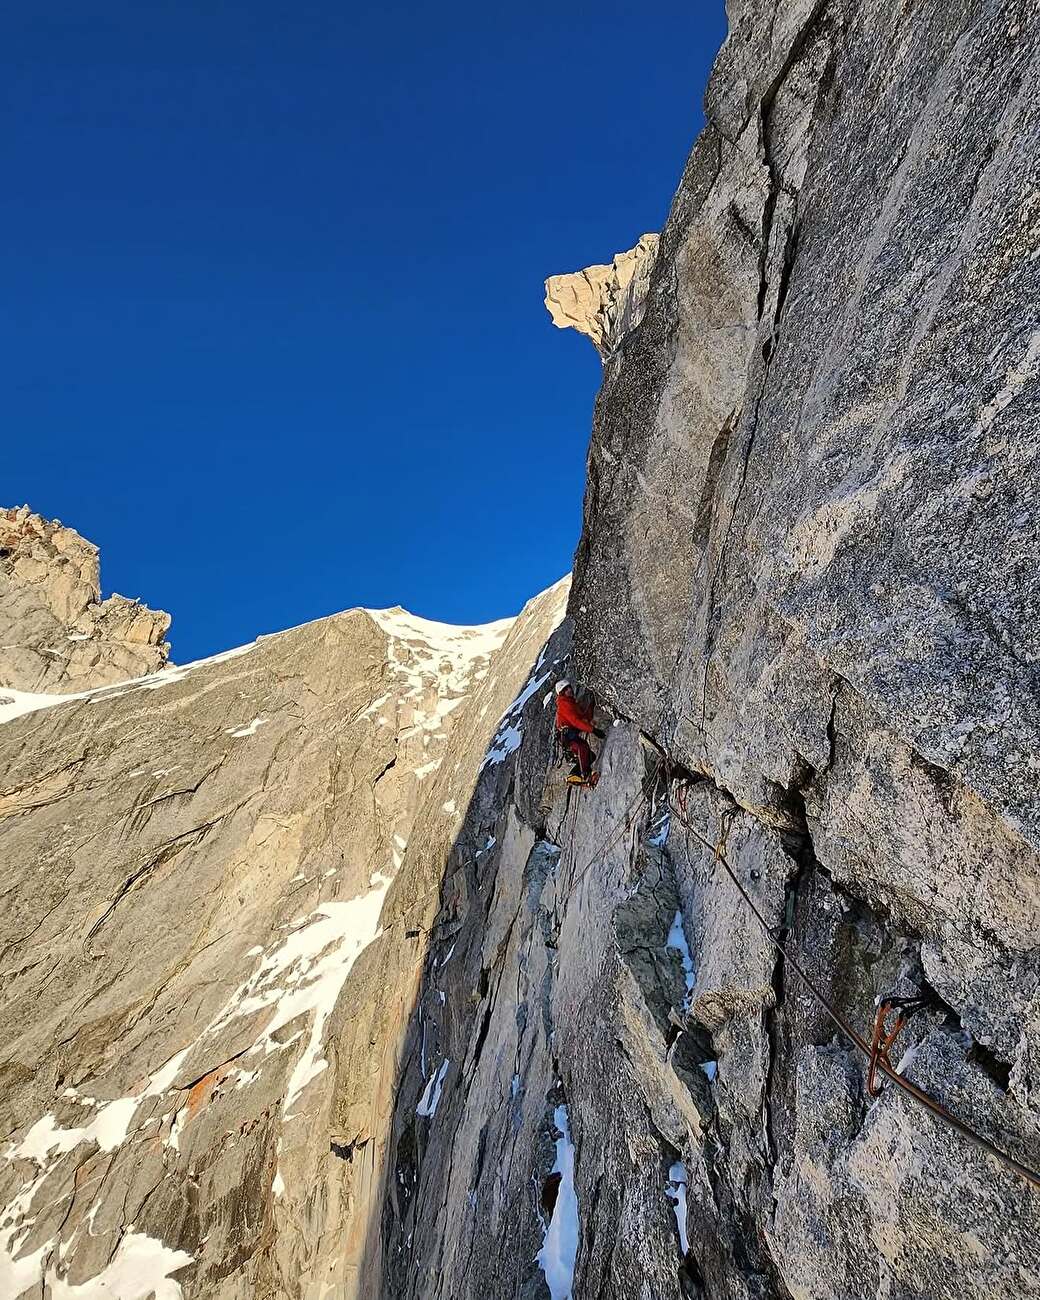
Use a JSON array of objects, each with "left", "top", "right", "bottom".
[
  {"left": 416, "top": 1059, "right": 451, "bottom": 1118},
  {"left": 479, "top": 647, "right": 556, "bottom": 773},
  {"left": 648, "top": 807, "right": 671, "bottom": 847},
  {"left": 479, "top": 721, "right": 522, "bottom": 770},
  {"left": 666, "top": 910, "right": 696, "bottom": 1008},
  {"left": 699, "top": 1061, "right": 717, "bottom": 1082},
  {"left": 895, "top": 1045, "right": 919, "bottom": 1076},
  {"left": 665, "top": 1161, "right": 690, "bottom": 1256},
  {"left": 537, "top": 1104, "right": 579, "bottom": 1300},
  {"left": 442, "top": 799, "right": 457, "bottom": 815}
]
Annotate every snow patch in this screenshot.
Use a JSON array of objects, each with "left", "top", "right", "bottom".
[
  {"left": 416, "top": 1059, "right": 451, "bottom": 1118},
  {"left": 45, "top": 1229, "right": 193, "bottom": 1299},
  {"left": 226, "top": 717, "right": 268, "bottom": 738},
  {"left": 537, "top": 1104, "right": 579, "bottom": 1300},
  {"left": 206, "top": 875, "right": 392, "bottom": 1115},
  {"left": 0, "top": 1171, "right": 53, "bottom": 1298},
  {"left": 9, "top": 1048, "right": 189, "bottom": 1165},
  {"left": 665, "top": 1162, "right": 690, "bottom": 1256},
  {"left": 0, "top": 639, "right": 261, "bottom": 728},
  {"left": 479, "top": 647, "right": 555, "bottom": 774},
  {"left": 666, "top": 910, "right": 696, "bottom": 1008}
]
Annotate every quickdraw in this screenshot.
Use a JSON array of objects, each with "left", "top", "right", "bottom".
[{"left": 866, "top": 994, "right": 933, "bottom": 1098}]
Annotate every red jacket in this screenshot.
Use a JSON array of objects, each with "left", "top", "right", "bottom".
[{"left": 555, "top": 692, "right": 595, "bottom": 734}]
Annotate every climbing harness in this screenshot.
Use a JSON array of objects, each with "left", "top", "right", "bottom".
[{"left": 667, "top": 782, "right": 1040, "bottom": 1193}]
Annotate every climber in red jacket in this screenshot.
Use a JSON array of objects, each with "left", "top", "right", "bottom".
[{"left": 554, "top": 680, "right": 603, "bottom": 783}]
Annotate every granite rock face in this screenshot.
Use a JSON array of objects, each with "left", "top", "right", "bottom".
[
  {"left": 0, "top": 506, "right": 171, "bottom": 693},
  {"left": 374, "top": 1, "right": 1040, "bottom": 1298},
  {"left": 544, "top": 235, "right": 659, "bottom": 360},
  {"left": 5, "top": 0, "right": 1040, "bottom": 1296},
  {"left": 0, "top": 562, "right": 570, "bottom": 1299}
]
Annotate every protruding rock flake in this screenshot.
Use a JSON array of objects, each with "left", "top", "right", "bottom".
[{"left": 545, "top": 234, "right": 659, "bottom": 360}]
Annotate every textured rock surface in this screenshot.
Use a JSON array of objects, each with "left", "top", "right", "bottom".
[
  {"left": 5, "top": 0, "right": 1040, "bottom": 1297},
  {"left": 374, "top": 1, "right": 1040, "bottom": 1298},
  {"left": 0, "top": 506, "right": 171, "bottom": 693},
  {"left": 0, "top": 561, "right": 569, "bottom": 1298},
  {"left": 545, "top": 235, "right": 659, "bottom": 360}
]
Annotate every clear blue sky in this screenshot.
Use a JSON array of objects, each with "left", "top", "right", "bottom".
[{"left": 5, "top": 1, "right": 726, "bottom": 662}]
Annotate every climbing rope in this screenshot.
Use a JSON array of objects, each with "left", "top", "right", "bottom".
[
  {"left": 667, "top": 785, "right": 1040, "bottom": 1193},
  {"left": 565, "top": 760, "right": 660, "bottom": 892}
]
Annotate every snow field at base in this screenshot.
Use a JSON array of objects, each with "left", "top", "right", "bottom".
[{"left": 537, "top": 1105, "right": 579, "bottom": 1300}]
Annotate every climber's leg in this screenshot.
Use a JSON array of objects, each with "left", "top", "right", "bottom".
[{"left": 569, "top": 736, "right": 594, "bottom": 779}]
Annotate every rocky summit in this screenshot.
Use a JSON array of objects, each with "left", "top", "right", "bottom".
[
  {"left": 3, "top": 1, "right": 1040, "bottom": 1298},
  {"left": 0, "top": 507, "right": 172, "bottom": 695}
]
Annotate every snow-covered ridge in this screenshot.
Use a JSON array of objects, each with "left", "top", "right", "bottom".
[
  {"left": 0, "top": 641, "right": 260, "bottom": 726},
  {"left": 0, "top": 604, "right": 517, "bottom": 729},
  {"left": 364, "top": 606, "right": 514, "bottom": 660}
]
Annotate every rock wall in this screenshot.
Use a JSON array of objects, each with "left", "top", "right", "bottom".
[
  {"left": 373, "top": 1, "right": 1040, "bottom": 1298},
  {"left": 0, "top": 560, "right": 569, "bottom": 1298},
  {"left": 0, "top": 506, "right": 172, "bottom": 693},
  {"left": 4, "top": 1, "right": 1040, "bottom": 1297}
]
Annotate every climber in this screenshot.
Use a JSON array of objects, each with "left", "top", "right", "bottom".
[{"left": 554, "top": 680, "right": 604, "bottom": 785}]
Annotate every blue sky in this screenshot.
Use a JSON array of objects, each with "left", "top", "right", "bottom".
[{"left": 4, "top": 1, "right": 727, "bottom": 662}]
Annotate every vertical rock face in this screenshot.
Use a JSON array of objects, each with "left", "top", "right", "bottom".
[
  {"left": 5, "top": 1, "right": 1040, "bottom": 1297},
  {"left": 0, "top": 506, "right": 172, "bottom": 693},
  {"left": 373, "top": 2, "right": 1040, "bottom": 1299},
  {"left": 544, "top": 234, "right": 659, "bottom": 360}
]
